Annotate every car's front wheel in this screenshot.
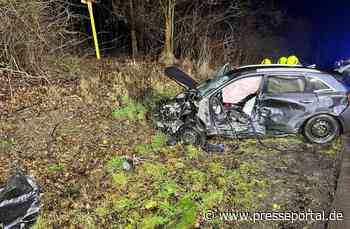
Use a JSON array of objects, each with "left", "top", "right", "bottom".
[
  {"left": 303, "top": 114, "right": 340, "bottom": 144},
  {"left": 178, "top": 125, "right": 206, "bottom": 146}
]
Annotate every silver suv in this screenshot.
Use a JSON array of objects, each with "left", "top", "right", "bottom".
[{"left": 153, "top": 64, "right": 350, "bottom": 145}]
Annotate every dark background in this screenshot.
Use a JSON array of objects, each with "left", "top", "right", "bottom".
[
  {"left": 283, "top": 0, "right": 350, "bottom": 67},
  {"left": 71, "top": 0, "right": 350, "bottom": 68}
]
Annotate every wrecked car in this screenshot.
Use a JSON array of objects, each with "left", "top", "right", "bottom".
[{"left": 153, "top": 64, "right": 350, "bottom": 145}]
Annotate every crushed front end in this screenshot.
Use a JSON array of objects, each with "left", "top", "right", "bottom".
[{"left": 152, "top": 92, "right": 198, "bottom": 135}]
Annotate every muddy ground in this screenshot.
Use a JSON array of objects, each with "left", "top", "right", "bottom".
[{"left": 0, "top": 69, "right": 343, "bottom": 228}]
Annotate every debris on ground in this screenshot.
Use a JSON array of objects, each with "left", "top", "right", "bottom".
[
  {"left": 0, "top": 175, "right": 41, "bottom": 229},
  {"left": 203, "top": 143, "right": 225, "bottom": 153}
]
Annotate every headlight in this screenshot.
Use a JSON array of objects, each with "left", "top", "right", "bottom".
[{"left": 176, "top": 92, "right": 186, "bottom": 99}]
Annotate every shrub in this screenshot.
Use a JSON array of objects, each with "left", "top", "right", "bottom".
[
  {"left": 112, "top": 97, "right": 147, "bottom": 122},
  {"left": 0, "top": 0, "right": 82, "bottom": 73}
]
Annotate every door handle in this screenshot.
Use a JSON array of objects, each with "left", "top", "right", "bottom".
[{"left": 299, "top": 100, "right": 313, "bottom": 104}]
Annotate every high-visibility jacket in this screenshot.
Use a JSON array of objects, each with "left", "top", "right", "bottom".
[
  {"left": 261, "top": 58, "right": 272, "bottom": 65},
  {"left": 287, "top": 55, "right": 300, "bottom": 65},
  {"left": 278, "top": 56, "right": 288, "bottom": 64}
]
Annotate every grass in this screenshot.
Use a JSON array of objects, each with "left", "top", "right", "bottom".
[
  {"left": 2, "top": 61, "right": 340, "bottom": 229},
  {"left": 31, "top": 216, "right": 48, "bottom": 229},
  {"left": 47, "top": 163, "right": 65, "bottom": 174},
  {"left": 0, "top": 138, "right": 15, "bottom": 152},
  {"left": 151, "top": 132, "right": 166, "bottom": 151},
  {"left": 72, "top": 211, "right": 97, "bottom": 229},
  {"left": 95, "top": 205, "right": 110, "bottom": 217},
  {"left": 133, "top": 143, "right": 153, "bottom": 155},
  {"left": 112, "top": 95, "right": 147, "bottom": 122},
  {"left": 76, "top": 139, "right": 274, "bottom": 228},
  {"left": 107, "top": 156, "right": 125, "bottom": 173},
  {"left": 112, "top": 172, "right": 128, "bottom": 188}
]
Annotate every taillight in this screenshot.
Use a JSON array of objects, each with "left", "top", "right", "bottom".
[{"left": 347, "top": 93, "right": 350, "bottom": 104}]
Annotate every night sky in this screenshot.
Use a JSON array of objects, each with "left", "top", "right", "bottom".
[{"left": 283, "top": 0, "right": 350, "bottom": 68}]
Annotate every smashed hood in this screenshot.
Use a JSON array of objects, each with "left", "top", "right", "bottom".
[{"left": 164, "top": 66, "right": 198, "bottom": 90}]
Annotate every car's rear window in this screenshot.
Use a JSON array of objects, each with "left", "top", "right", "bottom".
[
  {"left": 312, "top": 73, "right": 349, "bottom": 92},
  {"left": 333, "top": 73, "right": 350, "bottom": 88},
  {"left": 309, "top": 78, "right": 331, "bottom": 91},
  {"left": 266, "top": 75, "right": 305, "bottom": 93}
]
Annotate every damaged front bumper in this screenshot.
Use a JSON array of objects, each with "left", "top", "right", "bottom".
[
  {"left": 153, "top": 100, "right": 185, "bottom": 134},
  {"left": 153, "top": 92, "right": 198, "bottom": 135}
]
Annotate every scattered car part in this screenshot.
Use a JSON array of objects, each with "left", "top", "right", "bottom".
[
  {"left": 164, "top": 66, "right": 198, "bottom": 90},
  {"left": 0, "top": 175, "right": 41, "bottom": 229},
  {"left": 121, "top": 155, "right": 147, "bottom": 171},
  {"left": 122, "top": 159, "right": 134, "bottom": 171},
  {"left": 166, "top": 137, "right": 178, "bottom": 146},
  {"left": 203, "top": 143, "right": 225, "bottom": 153}
]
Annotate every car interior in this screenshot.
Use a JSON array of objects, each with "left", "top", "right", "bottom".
[
  {"left": 210, "top": 76, "right": 263, "bottom": 127},
  {"left": 221, "top": 76, "right": 262, "bottom": 116}
]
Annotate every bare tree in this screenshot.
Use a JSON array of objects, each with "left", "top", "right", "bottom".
[
  {"left": 129, "top": 0, "right": 138, "bottom": 59},
  {"left": 111, "top": 0, "right": 139, "bottom": 59},
  {"left": 0, "top": 0, "right": 84, "bottom": 74},
  {"left": 159, "top": 0, "right": 176, "bottom": 65}
]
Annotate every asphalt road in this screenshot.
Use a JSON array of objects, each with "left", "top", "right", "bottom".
[{"left": 328, "top": 136, "right": 350, "bottom": 229}]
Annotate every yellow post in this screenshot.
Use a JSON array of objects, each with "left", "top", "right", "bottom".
[{"left": 82, "top": 0, "right": 101, "bottom": 60}]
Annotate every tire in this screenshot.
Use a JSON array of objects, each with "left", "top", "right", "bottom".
[
  {"left": 178, "top": 125, "right": 206, "bottom": 146},
  {"left": 303, "top": 114, "right": 340, "bottom": 144}
]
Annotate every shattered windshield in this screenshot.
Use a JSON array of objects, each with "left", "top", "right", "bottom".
[{"left": 196, "top": 64, "right": 233, "bottom": 96}]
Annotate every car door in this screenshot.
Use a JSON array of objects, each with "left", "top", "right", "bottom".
[
  {"left": 257, "top": 73, "right": 318, "bottom": 133},
  {"left": 208, "top": 75, "right": 263, "bottom": 136}
]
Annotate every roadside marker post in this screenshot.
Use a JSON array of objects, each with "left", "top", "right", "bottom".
[{"left": 82, "top": 0, "right": 101, "bottom": 60}]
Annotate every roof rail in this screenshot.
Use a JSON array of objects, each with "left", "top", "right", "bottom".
[
  {"left": 306, "top": 64, "right": 317, "bottom": 68},
  {"left": 237, "top": 64, "right": 304, "bottom": 69},
  {"left": 256, "top": 68, "right": 321, "bottom": 73}
]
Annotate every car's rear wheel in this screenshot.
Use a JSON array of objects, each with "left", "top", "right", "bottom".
[
  {"left": 178, "top": 125, "right": 206, "bottom": 146},
  {"left": 303, "top": 114, "right": 340, "bottom": 144}
]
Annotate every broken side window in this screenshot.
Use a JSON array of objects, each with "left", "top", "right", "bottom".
[{"left": 222, "top": 76, "right": 262, "bottom": 104}]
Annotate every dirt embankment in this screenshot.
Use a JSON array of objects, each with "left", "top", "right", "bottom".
[{"left": 0, "top": 66, "right": 343, "bottom": 228}]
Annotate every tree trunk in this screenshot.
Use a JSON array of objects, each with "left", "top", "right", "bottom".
[
  {"left": 135, "top": 0, "right": 145, "bottom": 53},
  {"left": 160, "top": 0, "right": 176, "bottom": 65},
  {"left": 129, "top": 0, "right": 138, "bottom": 60}
]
